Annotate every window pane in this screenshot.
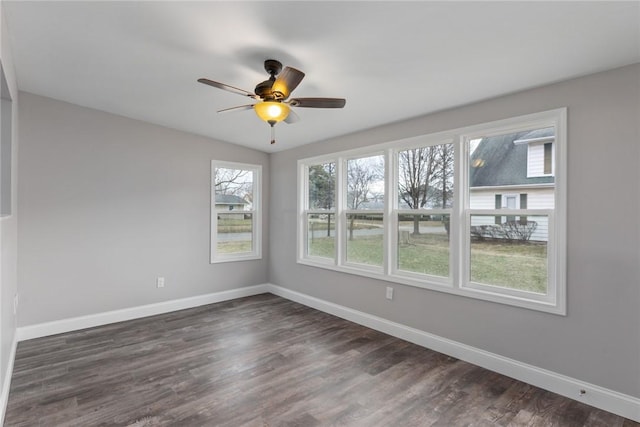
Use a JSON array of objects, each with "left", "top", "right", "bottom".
[
  {"left": 212, "top": 161, "right": 261, "bottom": 263},
  {"left": 346, "top": 213, "right": 383, "bottom": 267},
  {"left": 469, "top": 127, "right": 554, "bottom": 209},
  {"left": 347, "top": 155, "right": 384, "bottom": 210},
  {"left": 217, "top": 213, "right": 253, "bottom": 254},
  {"left": 398, "top": 144, "right": 454, "bottom": 209},
  {"left": 544, "top": 142, "right": 552, "bottom": 174},
  {"left": 469, "top": 214, "right": 548, "bottom": 294},
  {"left": 398, "top": 214, "right": 449, "bottom": 277},
  {"left": 308, "top": 163, "right": 335, "bottom": 210},
  {"left": 215, "top": 167, "right": 254, "bottom": 210},
  {"left": 307, "top": 213, "right": 335, "bottom": 259}
]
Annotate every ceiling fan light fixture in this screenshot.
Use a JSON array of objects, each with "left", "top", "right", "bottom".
[{"left": 254, "top": 101, "right": 290, "bottom": 123}]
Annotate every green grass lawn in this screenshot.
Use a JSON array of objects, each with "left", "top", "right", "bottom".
[
  {"left": 217, "top": 240, "right": 252, "bottom": 254},
  {"left": 398, "top": 233, "right": 449, "bottom": 277},
  {"left": 470, "top": 240, "right": 547, "bottom": 293},
  {"left": 221, "top": 216, "right": 547, "bottom": 294},
  {"left": 346, "top": 235, "right": 384, "bottom": 267},
  {"left": 308, "top": 231, "right": 547, "bottom": 293},
  {"left": 217, "top": 217, "right": 252, "bottom": 233}
]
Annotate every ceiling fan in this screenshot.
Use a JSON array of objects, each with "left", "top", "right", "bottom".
[{"left": 198, "top": 59, "right": 346, "bottom": 144}]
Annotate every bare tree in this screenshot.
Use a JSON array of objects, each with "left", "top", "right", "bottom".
[
  {"left": 347, "top": 156, "right": 383, "bottom": 240},
  {"left": 434, "top": 144, "right": 454, "bottom": 209},
  {"left": 215, "top": 168, "right": 252, "bottom": 199},
  {"left": 398, "top": 144, "right": 454, "bottom": 235},
  {"left": 433, "top": 144, "right": 454, "bottom": 236},
  {"left": 398, "top": 147, "right": 437, "bottom": 234}
]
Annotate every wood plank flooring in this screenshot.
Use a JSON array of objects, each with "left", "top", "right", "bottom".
[{"left": 5, "top": 294, "right": 638, "bottom": 426}]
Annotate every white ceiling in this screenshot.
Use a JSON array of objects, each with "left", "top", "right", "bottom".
[{"left": 3, "top": 1, "right": 639, "bottom": 153}]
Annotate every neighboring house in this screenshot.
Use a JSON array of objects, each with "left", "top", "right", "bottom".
[
  {"left": 469, "top": 127, "right": 555, "bottom": 241},
  {"left": 215, "top": 194, "right": 249, "bottom": 218}
]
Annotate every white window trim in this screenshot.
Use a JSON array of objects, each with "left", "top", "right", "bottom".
[
  {"left": 297, "top": 108, "right": 566, "bottom": 315},
  {"left": 460, "top": 110, "right": 566, "bottom": 314},
  {"left": 211, "top": 160, "right": 262, "bottom": 263}
]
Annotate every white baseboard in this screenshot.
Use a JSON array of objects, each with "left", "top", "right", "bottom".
[
  {"left": 267, "top": 284, "right": 640, "bottom": 423},
  {"left": 17, "top": 284, "right": 269, "bottom": 341},
  {"left": 0, "top": 334, "right": 17, "bottom": 426}
]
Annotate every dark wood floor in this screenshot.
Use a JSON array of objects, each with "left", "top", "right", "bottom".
[{"left": 5, "top": 294, "right": 638, "bottom": 427}]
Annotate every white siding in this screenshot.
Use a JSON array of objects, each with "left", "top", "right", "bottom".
[
  {"left": 527, "top": 143, "right": 545, "bottom": 176},
  {"left": 528, "top": 189, "right": 554, "bottom": 209},
  {"left": 527, "top": 142, "right": 554, "bottom": 177},
  {"left": 470, "top": 187, "right": 554, "bottom": 209},
  {"left": 469, "top": 192, "right": 496, "bottom": 209},
  {"left": 469, "top": 187, "right": 554, "bottom": 241}
]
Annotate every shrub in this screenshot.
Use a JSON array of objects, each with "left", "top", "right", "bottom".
[
  {"left": 471, "top": 221, "right": 538, "bottom": 242},
  {"left": 501, "top": 220, "right": 538, "bottom": 242}
]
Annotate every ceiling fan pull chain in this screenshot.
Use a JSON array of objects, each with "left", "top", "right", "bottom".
[{"left": 269, "top": 121, "right": 276, "bottom": 145}]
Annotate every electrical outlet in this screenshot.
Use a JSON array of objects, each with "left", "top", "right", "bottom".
[
  {"left": 13, "top": 293, "right": 18, "bottom": 315},
  {"left": 156, "top": 277, "right": 165, "bottom": 288},
  {"left": 386, "top": 286, "right": 393, "bottom": 300}
]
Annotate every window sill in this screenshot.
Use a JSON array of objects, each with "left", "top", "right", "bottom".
[{"left": 211, "top": 254, "right": 262, "bottom": 264}]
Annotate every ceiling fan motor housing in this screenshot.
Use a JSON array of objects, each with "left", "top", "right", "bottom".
[
  {"left": 254, "top": 79, "right": 276, "bottom": 99},
  {"left": 255, "top": 59, "right": 284, "bottom": 99}
]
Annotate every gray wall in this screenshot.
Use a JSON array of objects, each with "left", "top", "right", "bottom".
[
  {"left": 0, "top": 0, "right": 19, "bottom": 404},
  {"left": 269, "top": 64, "right": 640, "bottom": 398},
  {"left": 17, "top": 93, "right": 269, "bottom": 325}
]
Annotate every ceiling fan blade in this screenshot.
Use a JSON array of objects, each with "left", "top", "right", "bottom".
[
  {"left": 284, "top": 109, "right": 300, "bottom": 124},
  {"left": 217, "top": 104, "right": 255, "bottom": 114},
  {"left": 272, "top": 67, "right": 305, "bottom": 99},
  {"left": 289, "top": 98, "right": 346, "bottom": 108},
  {"left": 197, "top": 78, "right": 258, "bottom": 99}
]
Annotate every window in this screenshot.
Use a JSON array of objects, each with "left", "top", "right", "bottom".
[
  {"left": 466, "top": 125, "right": 556, "bottom": 304},
  {"left": 395, "top": 143, "right": 453, "bottom": 281},
  {"left": 306, "top": 162, "right": 336, "bottom": 260},
  {"left": 345, "top": 154, "right": 384, "bottom": 268},
  {"left": 211, "top": 161, "right": 261, "bottom": 263},
  {"left": 299, "top": 109, "right": 566, "bottom": 314}
]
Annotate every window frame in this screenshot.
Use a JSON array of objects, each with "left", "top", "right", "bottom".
[
  {"left": 303, "top": 160, "right": 338, "bottom": 264},
  {"left": 390, "top": 139, "right": 455, "bottom": 287},
  {"left": 342, "top": 152, "right": 386, "bottom": 271},
  {"left": 297, "top": 108, "right": 566, "bottom": 315},
  {"left": 211, "top": 160, "right": 262, "bottom": 263}
]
